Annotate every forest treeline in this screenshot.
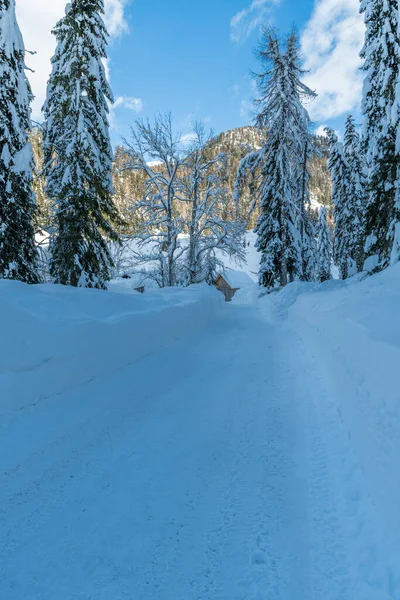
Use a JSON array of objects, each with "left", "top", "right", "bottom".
[
  {"left": 31, "top": 126, "right": 332, "bottom": 236},
  {"left": 1, "top": 0, "right": 399, "bottom": 290}
]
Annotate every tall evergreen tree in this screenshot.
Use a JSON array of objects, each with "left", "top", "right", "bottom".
[
  {"left": 43, "top": 0, "right": 120, "bottom": 289},
  {"left": 253, "top": 31, "right": 300, "bottom": 288},
  {"left": 285, "top": 30, "right": 317, "bottom": 282},
  {"left": 325, "top": 128, "right": 353, "bottom": 280},
  {"left": 236, "top": 29, "right": 317, "bottom": 288},
  {"left": 343, "top": 115, "right": 367, "bottom": 271},
  {"left": 0, "top": 0, "right": 39, "bottom": 283},
  {"left": 360, "top": 0, "right": 400, "bottom": 271},
  {"left": 315, "top": 206, "right": 332, "bottom": 282}
]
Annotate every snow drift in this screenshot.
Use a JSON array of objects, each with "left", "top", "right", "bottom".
[
  {"left": 260, "top": 264, "right": 400, "bottom": 571},
  {"left": 0, "top": 280, "right": 223, "bottom": 421}
]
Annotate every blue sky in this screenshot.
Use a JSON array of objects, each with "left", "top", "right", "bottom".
[
  {"left": 110, "top": 0, "right": 313, "bottom": 140},
  {"left": 108, "top": 0, "right": 364, "bottom": 144},
  {"left": 18, "top": 0, "right": 365, "bottom": 144}
]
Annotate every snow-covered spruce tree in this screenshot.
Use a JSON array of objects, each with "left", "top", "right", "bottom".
[
  {"left": 0, "top": 0, "right": 39, "bottom": 283},
  {"left": 182, "top": 123, "right": 245, "bottom": 285},
  {"left": 43, "top": 0, "right": 120, "bottom": 289},
  {"left": 360, "top": 0, "right": 400, "bottom": 271},
  {"left": 253, "top": 32, "right": 300, "bottom": 288},
  {"left": 343, "top": 115, "right": 367, "bottom": 271},
  {"left": 285, "top": 30, "right": 317, "bottom": 282},
  {"left": 234, "top": 30, "right": 317, "bottom": 288},
  {"left": 249, "top": 29, "right": 319, "bottom": 288},
  {"left": 124, "top": 114, "right": 185, "bottom": 288},
  {"left": 325, "top": 128, "right": 354, "bottom": 280},
  {"left": 315, "top": 206, "right": 331, "bottom": 282}
]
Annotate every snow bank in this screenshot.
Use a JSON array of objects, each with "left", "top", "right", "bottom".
[
  {"left": 258, "top": 275, "right": 365, "bottom": 322},
  {"left": 260, "top": 265, "right": 400, "bottom": 546},
  {"left": 0, "top": 281, "right": 223, "bottom": 421}
]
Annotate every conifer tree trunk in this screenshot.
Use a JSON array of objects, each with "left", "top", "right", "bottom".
[{"left": 187, "top": 174, "right": 199, "bottom": 285}]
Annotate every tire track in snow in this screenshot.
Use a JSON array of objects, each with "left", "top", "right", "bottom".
[
  {"left": 290, "top": 326, "right": 400, "bottom": 600},
  {"left": 2, "top": 305, "right": 356, "bottom": 599},
  {"left": 306, "top": 392, "right": 352, "bottom": 600}
]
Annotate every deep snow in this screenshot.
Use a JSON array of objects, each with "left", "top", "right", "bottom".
[{"left": 1, "top": 266, "right": 400, "bottom": 598}]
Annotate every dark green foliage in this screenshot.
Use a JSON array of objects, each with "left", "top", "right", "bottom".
[
  {"left": 0, "top": 0, "right": 39, "bottom": 283},
  {"left": 43, "top": 0, "right": 120, "bottom": 288}
]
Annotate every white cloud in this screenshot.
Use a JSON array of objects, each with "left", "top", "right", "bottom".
[
  {"left": 15, "top": 0, "right": 130, "bottom": 120},
  {"left": 104, "top": 0, "right": 129, "bottom": 38},
  {"left": 240, "top": 99, "right": 252, "bottom": 120},
  {"left": 301, "top": 0, "right": 364, "bottom": 121},
  {"left": 180, "top": 133, "right": 198, "bottom": 147},
  {"left": 230, "top": 0, "right": 281, "bottom": 44},
  {"left": 114, "top": 96, "right": 143, "bottom": 112},
  {"left": 231, "top": 82, "right": 241, "bottom": 97},
  {"left": 314, "top": 125, "right": 328, "bottom": 137}
]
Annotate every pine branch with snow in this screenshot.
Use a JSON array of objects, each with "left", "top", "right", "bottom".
[
  {"left": 0, "top": 0, "right": 39, "bottom": 283},
  {"left": 284, "top": 30, "right": 318, "bottom": 283},
  {"left": 249, "top": 29, "right": 316, "bottom": 288},
  {"left": 343, "top": 115, "right": 367, "bottom": 271},
  {"left": 360, "top": 0, "right": 400, "bottom": 271},
  {"left": 42, "top": 0, "right": 120, "bottom": 289},
  {"left": 325, "top": 128, "right": 350, "bottom": 279},
  {"left": 326, "top": 127, "right": 360, "bottom": 280}
]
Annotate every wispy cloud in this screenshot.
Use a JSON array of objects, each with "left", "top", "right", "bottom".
[
  {"left": 301, "top": 0, "right": 364, "bottom": 121},
  {"left": 230, "top": 0, "right": 281, "bottom": 44},
  {"left": 180, "top": 132, "right": 198, "bottom": 146},
  {"left": 114, "top": 96, "right": 143, "bottom": 112},
  {"left": 16, "top": 0, "right": 130, "bottom": 120},
  {"left": 104, "top": 0, "right": 130, "bottom": 38},
  {"left": 240, "top": 99, "right": 252, "bottom": 120},
  {"left": 231, "top": 75, "right": 257, "bottom": 122}
]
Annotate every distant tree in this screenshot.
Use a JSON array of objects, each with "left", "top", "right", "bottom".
[
  {"left": 124, "top": 117, "right": 245, "bottom": 287},
  {"left": 0, "top": 0, "right": 39, "bottom": 283},
  {"left": 315, "top": 206, "right": 332, "bottom": 282},
  {"left": 325, "top": 128, "right": 354, "bottom": 279},
  {"left": 309, "top": 136, "right": 332, "bottom": 209},
  {"left": 43, "top": 0, "right": 120, "bottom": 289},
  {"left": 124, "top": 114, "right": 186, "bottom": 287},
  {"left": 360, "top": 0, "right": 400, "bottom": 270},
  {"left": 181, "top": 123, "right": 245, "bottom": 284},
  {"left": 30, "top": 127, "right": 53, "bottom": 232},
  {"left": 343, "top": 115, "right": 367, "bottom": 271},
  {"left": 112, "top": 146, "right": 147, "bottom": 235}
]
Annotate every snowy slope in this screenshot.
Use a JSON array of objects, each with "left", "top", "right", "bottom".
[
  {"left": 2, "top": 267, "right": 400, "bottom": 598},
  {"left": 259, "top": 265, "right": 400, "bottom": 597},
  {"left": 0, "top": 280, "right": 222, "bottom": 419}
]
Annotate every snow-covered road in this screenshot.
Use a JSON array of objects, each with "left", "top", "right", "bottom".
[{"left": 1, "top": 299, "right": 399, "bottom": 599}]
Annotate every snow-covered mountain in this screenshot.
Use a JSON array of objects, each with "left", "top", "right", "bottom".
[
  {"left": 207, "top": 126, "right": 332, "bottom": 211},
  {"left": 31, "top": 126, "right": 332, "bottom": 235}
]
